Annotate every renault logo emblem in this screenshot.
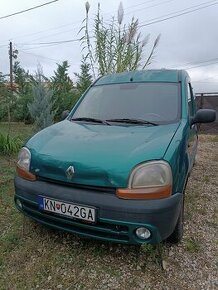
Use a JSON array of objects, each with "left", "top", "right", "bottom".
[{"left": 66, "top": 166, "right": 75, "bottom": 179}]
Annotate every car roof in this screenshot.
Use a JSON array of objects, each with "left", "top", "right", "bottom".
[{"left": 94, "top": 69, "right": 189, "bottom": 86}]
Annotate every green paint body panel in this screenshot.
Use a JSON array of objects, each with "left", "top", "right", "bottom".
[
  {"left": 95, "top": 69, "right": 185, "bottom": 85},
  {"left": 15, "top": 69, "right": 197, "bottom": 244},
  {"left": 27, "top": 121, "right": 180, "bottom": 188}
]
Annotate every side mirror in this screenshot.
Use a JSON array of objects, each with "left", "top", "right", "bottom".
[
  {"left": 191, "top": 109, "right": 216, "bottom": 125},
  {"left": 61, "top": 110, "right": 70, "bottom": 120}
]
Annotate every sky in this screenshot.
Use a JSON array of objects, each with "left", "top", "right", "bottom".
[{"left": 0, "top": 0, "right": 218, "bottom": 93}]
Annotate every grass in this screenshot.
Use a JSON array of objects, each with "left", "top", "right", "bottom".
[
  {"left": 211, "top": 135, "right": 218, "bottom": 142},
  {"left": 184, "top": 238, "right": 201, "bottom": 253},
  {"left": 0, "top": 133, "right": 22, "bottom": 155},
  {"left": 0, "top": 122, "right": 217, "bottom": 290},
  {"left": 0, "top": 122, "right": 33, "bottom": 144}
]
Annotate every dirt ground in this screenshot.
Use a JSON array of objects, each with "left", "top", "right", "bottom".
[
  {"left": 199, "top": 123, "right": 218, "bottom": 135},
  {"left": 0, "top": 134, "right": 218, "bottom": 290}
]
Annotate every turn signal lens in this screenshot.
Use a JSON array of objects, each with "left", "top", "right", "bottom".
[
  {"left": 16, "top": 165, "right": 36, "bottom": 181},
  {"left": 116, "top": 185, "right": 172, "bottom": 200}
]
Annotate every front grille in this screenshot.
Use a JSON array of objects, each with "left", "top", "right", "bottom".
[
  {"left": 17, "top": 196, "right": 130, "bottom": 243},
  {"left": 37, "top": 176, "right": 116, "bottom": 193}
]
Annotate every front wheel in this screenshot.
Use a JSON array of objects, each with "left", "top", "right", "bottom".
[{"left": 166, "top": 198, "right": 184, "bottom": 244}]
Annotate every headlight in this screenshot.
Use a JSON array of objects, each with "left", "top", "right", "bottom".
[
  {"left": 17, "top": 147, "right": 31, "bottom": 171},
  {"left": 129, "top": 161, "right": 172, "bottom": 188},
  {"left": 116, "top": 161, "right": 172, "bottom": 200},
  {"left": 16, "top": 147, "right": 36, "bottom": 181}
]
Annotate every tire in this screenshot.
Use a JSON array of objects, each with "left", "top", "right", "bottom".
[{"left": 166, "top": 198, "right": 184, "bottom": 244}]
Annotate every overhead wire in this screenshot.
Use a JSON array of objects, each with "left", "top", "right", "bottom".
[
  {"left": 18, "top": 38, "right": 81, "bottom": 46},
  {"left": 124, "top": 0, "right": 173, "bottom": 16},
  {"left": 0, "top": 0, "right": 166, "bottom": 42},
  {"left": 4, "top": 0, "right": 214, "bottom": 45},
  {"left": 3, "top": 21, "right": 81, "bottom": 42},
  {"left": 8, "top": 0, "right": 173, "bottom": 44},
  {"left": 1, "top": 0, "right": 218, "bottom": 82},
  {"left": 19, "top": 49, "right": 63, "bottom": 63},
  {"left": 17, "top": 38, "right": 81, "bottom": 51},
  {"left": 171, "top": 57, "right": 218, "bottom": 69},
  {"left": 103, "top": 0, "right": 162, "bottom": 16},
  {"left": 27, "top": 0, "right": 173, "bottom": 43},
  {"left": 0, "top": 0, "right": 59, "bottom": 20},
  {"left": 186, "top": 60, "right": 218, "bottom": 70},
  {"left": 13, "top": 0, "right": 218, "bottom": 51},
  {"left": 138, "top": 0, "right": 218, "bottom": 28}
]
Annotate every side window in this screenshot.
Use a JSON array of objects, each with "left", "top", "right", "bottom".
[{"left": 187, "top": 83, "right": 194, "bottom": 117}]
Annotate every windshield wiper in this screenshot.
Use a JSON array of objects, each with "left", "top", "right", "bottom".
[
  {"left": 71, "top": 117, "right": 111, "bottom": 125},
  {"left": 106, "top": 118, "right": 158, "bottom": 126}
]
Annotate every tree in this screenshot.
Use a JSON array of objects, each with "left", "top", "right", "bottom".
[
  {"left": 81, "top": 2, "right": 160, "bottom": 77},
  {"left": 51, "top": 61, "right": 74, "bottom": 120},
  {"left": 28, "top": 66, "right": 55, "bottom": 132},
  {"left": 0, "top": 72, "right": 15, "bottom": 126},
  {"left": 0, "top": 73, "right": 10, "bottom": 121},
  {"left": 74, "top": 59, "right": 93, "bottom": 95},
  {"left": 13, "top": 61, "right": 32, "bottom": 122}
]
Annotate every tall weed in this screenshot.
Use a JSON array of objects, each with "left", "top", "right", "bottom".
[{"left": 0, "top": 133, "right": 22, "bottom": 155}]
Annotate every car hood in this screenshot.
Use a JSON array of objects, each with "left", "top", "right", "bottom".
[{"left": 27, "top": 120, "right": 179, "bottom": 188}]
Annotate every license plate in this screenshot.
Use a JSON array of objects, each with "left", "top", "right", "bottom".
[{"left": 38, "top": 196, "right": 96, "bottom": 223}]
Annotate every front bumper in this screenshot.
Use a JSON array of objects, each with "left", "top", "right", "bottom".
[{"left": 14, "top": 176, "right": 183, "bottom": 244}]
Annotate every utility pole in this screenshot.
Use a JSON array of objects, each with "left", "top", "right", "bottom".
[
  {"left": 7, "top": 41, "right": 13, "bottom": 129},
  {"left": 9, "top": 41, "right": 13, "bottom": 89},
  {"left": 8, "top": 41, "right": 18, "bottom": 90},
  {"left": 7, "top": 41, "right": 18, "bottom": 129}
]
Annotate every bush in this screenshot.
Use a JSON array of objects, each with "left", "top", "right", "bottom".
[
  {"left": 28, "top": 66, "right": 55, "bottom": 132},
  {"left": 0, "top": 133, "right": 22, "bottom": 155}
]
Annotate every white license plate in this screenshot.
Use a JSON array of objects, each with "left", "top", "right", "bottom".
[{"left": 38, "top": 196, "right": 96, "bottom": 223}]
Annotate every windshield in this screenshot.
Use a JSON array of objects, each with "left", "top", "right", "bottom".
[{"left": 72, "top": 82, "right": 181, "bottom": 124}]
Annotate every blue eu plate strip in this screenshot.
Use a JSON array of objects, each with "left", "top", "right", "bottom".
[{"left": 38, "top": 196, "right": 44, "bottom": 210}]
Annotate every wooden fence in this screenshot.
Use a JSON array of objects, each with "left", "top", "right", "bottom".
[{"left": 195, "top": 93, "right": 218, "bottom": 134}]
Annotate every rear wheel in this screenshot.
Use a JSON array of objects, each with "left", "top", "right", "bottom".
[{"left": 166, "top": 198, "right": 184, "bottom": 244}]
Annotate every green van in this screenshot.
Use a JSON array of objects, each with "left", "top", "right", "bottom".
[{"left": 14, "top": 69, "right": 216, "bottom": 245}]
